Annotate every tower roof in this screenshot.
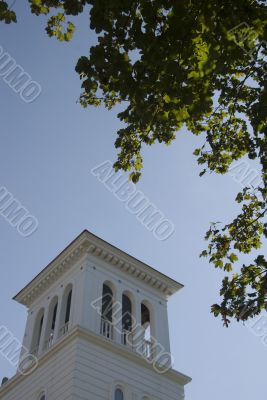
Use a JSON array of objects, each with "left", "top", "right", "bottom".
[{"left": 14, "top": 230, "right": 183, "bottom": 307}]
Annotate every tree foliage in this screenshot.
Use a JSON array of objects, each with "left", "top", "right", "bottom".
[
  {"left": 2, "top": 0, "right": 267, "bottom": 325},
  {"left": 0, "top": 1, "right": 16, "bottom": 23}
]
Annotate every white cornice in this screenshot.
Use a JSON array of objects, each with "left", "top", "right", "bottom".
[
  {"left": 14, "top": 230, "right": 183, "bottom": 307},
  {"left": 0, "top": 326, "right": 191, "bottom": 397}
]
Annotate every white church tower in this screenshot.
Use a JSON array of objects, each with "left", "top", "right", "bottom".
[{"left": 0, "top": 230, "right": 191, "bottom": 400}]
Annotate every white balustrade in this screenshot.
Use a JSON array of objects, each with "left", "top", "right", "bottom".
[
  {"left": 44, "top": 331, "right": 55, "bottom": 351},
  {"left": 141, "top": 339, "right": 153, "bottom": 360},
  {"left": 100, "top": 318, "right": 113, "bottom": 340},
  {"left": 121, "top": 329, "right": 134, "bottom": 348},
  {"left": 59, "top": 322, "right": 69, "bottom": 337}
]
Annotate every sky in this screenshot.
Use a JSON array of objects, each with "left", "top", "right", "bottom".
[{"left": 0, "top": 2, "right": 267, "bottom": 400}]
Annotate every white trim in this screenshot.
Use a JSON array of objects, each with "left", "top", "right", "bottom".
[
  {"left": 13, "top": 230, "right": 183, "bottom": 306},
  {"left": 0, "top": 326, "right": 191, "bottom": 397},
  {"left": 36, "top": 388, "right": 46, "bottom": 400},
  {"left": 110, "top": 380, "right": 131, "bottom": 400}
]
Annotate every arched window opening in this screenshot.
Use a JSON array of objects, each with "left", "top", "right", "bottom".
[
  {"left": 51, "top": 303, "right": 58, "bottom": 330},
  {"left": 38, "top": 316, "right": 44, "bottom": 348},
  {"left": 102, "top": 284, "right": 113, "bottom": 321},
  {"left": 115, "top": 388, "right": 124, "bottom": 400},
  {"left": 65, "top": 290, "right": 72, "bottom": 324},
  {"left": 59, "top": 284, "right": 73, "bottom": 337},
  {"left": 44, "top": 297, "right": 58, "bottom": 351},
  {"left": 141, "top": 303, "right": 152, "bottom": 359},
  {"left": 31, "top": 309, "right": 45, "bottom": 356},
  {"left": 141, "top": 303, "right": 150, "bottom": 327},
  {"left": 121, "top": 293, "right": 132, "bottom": 345},
  {"left": 101, "top": 283, "right": 114, "bottom": 339},
  {"left": 39, "top": 393, "right": 45, "bottom": 400}
]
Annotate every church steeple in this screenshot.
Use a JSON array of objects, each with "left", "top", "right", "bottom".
[{"left": 0, "top": 230, "right": 191, "bottom": 400}]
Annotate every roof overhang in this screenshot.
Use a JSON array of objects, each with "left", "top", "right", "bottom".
[{"left": 14, "top": 230, "right": 183, "bottom": 307}]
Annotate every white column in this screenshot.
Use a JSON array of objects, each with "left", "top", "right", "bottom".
[
  {"left": 132, "top": 297, "right": 145, "bottom": 352},
  {"left": 94, "top": 280, "right": 104, "bottom": 335},
  {"left": 113, "top": 284, "right": 123, "bottom": 345},
  {"left": 155, "top": 301, "right": 170, "bottom": 354},
  {"left": 54, "top": 295, "right": 63, "bottom": 340},
  {"left": 21, "top": 309, "right": 35, "bottom": 352},
  {"left": 72, "top": 269, "right": 85, "bottom": 327},
  {"left": 39, "top": 306, "right": 49, "bottom": 354},
  {"left": 132, "top": 295, "right": 141, "bottom": 329},
  {"left": 81, "top": 265, "right": 100, "bottom": 331},
  {"left": 81, "top": 263, "right": 106, "bottom": 335}
]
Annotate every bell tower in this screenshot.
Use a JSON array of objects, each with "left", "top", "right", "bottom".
[{"left": 0, "top": 230, "right": 191, "bottom": 400}]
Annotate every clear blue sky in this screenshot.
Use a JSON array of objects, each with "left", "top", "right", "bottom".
[{"left": 1, "top": 2, "right": 267, "bottom": 399}]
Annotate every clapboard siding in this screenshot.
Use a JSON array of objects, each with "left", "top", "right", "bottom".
[
  {"left": 0, "top": 341, "right": 76, "bottom": 400},
  {"left": 72, "top": 337, "right": 184, "bottom": 400},
  {"left": 0, "top": 331, "right": 187, "bottom": 400},
  {"left": 76, "top": 339, "right": 183, "bottom": 396}
]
